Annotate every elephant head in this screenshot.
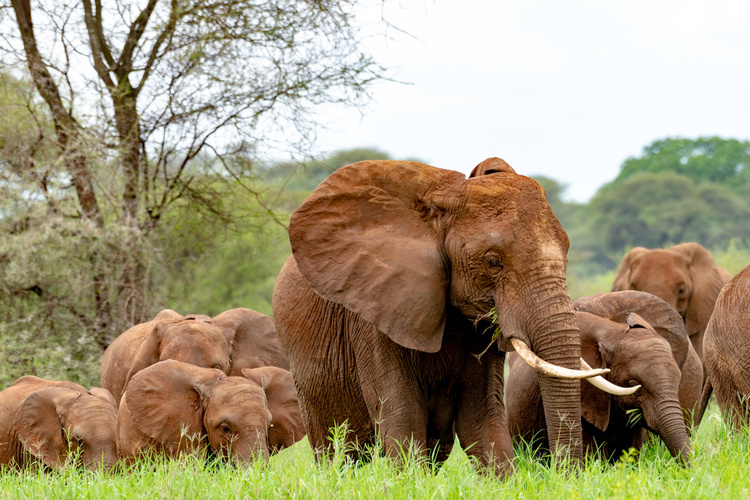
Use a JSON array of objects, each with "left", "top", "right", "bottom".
[
  {"left": 124, "top": 315, "right": 232, "bottom": 391},
  {"left": 118, "top": 360, "right": 271, "bottom": 463},
  {"left": 288, "top": 158, "right": 621, "bottom": 462},
  {"left": 14, "top": 385, "right": 118, "bottom": 469},
  {"left": 574, "top": 291, "right": 692, "bottom": 462},
  {"left": 242, "top": 366, "right": 305, "bottom": 453},
  {"left": 612, "top": 242, "right": 731, "bottom": 361}
]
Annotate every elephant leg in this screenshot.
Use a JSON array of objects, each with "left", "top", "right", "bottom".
[
  {"left": 714, "top": 377, "right": 750, "bottom": 431},
  {"left": 274, "top": 269, "right": 375, "bottom": 459},
  {"left": 426, "top": 385, "right": 458, "bottom": 466},
  {"left": 351, "top": 325, "right": 429, "bottom": 462},
  {"left": 455, "top": 351, "right": 514, "bottom": 478}
]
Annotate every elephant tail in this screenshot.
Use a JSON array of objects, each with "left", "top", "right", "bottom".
[{"left": 693, "top": 378, "right": 713, "bottom": 428}]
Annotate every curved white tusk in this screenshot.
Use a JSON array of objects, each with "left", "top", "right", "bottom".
[
  {"left": 510, "top": 338, "right": 610, "bottom": 380},
  {"left": 580, "top": 359, "right": 641, "bottom": 395}
]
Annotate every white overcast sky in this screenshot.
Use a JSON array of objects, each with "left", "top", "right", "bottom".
[{"left": 311, "top": 1, "right": 750, "bottom": 202}]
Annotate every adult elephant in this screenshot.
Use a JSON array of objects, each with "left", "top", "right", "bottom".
[
  {"left": 507, "top": 291, "right": 701, "bottom": 463},
  {"left": 0, "top": 376, "right": 118, "bottom": 470},
  {"left": 612, "top": 243, "right": 732, "bottom": 363},
  {"left": 273, "top": 158, "right": 627, "bottom": 476},
  {"left": 100, "top": 308, "right": 288, "bottom": 404},
  {"left": 695, "top": 264, "right": 750, "bottom": 430}
]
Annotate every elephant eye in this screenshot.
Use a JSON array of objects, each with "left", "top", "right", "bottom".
[
  {"left": 220, "top": 423, "right": 232, "bottom": 435},
  {"left": 485, "top": 253, "right": 503, "bottom": 270},
  {"left": 213, "top": 363, "right": 222, "bottom": 370}
]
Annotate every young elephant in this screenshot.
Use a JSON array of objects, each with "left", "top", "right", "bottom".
[
  {"left": 117, "top": 360, "right": 303, "bottom": 463},
  {"left": 101, "top": 308, "right": 288, "bottom": 404},
  {"left": 0, "top": 376, "right": 118, "bottom": 470},
  {"left": 696, "top": 264, "right": 750, "bottom": 430},
  {"left": 507, "top": 291, "right": 701, "bottom": 463}
]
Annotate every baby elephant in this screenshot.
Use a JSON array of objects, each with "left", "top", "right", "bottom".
[
  {"left": 0, "top": 376, "right": 118, "bottom": 470},
  {"left": 507, "top": 291, "right": 701, "bottom": 463},
  {"left": 117, "top": 360, "right": 304, "bottom": 463}
]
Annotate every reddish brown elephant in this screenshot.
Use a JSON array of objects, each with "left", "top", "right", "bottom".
[
  {"left": 100, "top": 308, "right": 288, "bottom": 404},
  {"left": 612, "top": 243, "right": 732, "bottom": 364},
  {"left": 507, "top": 291, "right": 701, "bottom": 463},
  {"left": 273, "top": 158, "right": 627, "bottom": 476},
  {"left": 0, "top": 376, "right": 118, "bottom": 470},
  {"left": 695, "top": 264, "right": 750, "bottom": 430},
  {"left": 117, "top": 360, "right": 303, "bottom": 463}
]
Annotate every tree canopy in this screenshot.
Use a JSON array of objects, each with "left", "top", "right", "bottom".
[{"left": 609, "top": 136, "right": 750, "bottom": 188}]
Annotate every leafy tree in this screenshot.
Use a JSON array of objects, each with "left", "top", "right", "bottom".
[
  {"left": 0, "top": 0, "right": 384, "bottom": 352},
  {"left": 610, "top": 136, "right": 750, "bottom": 188},
  {"left": 590, "top": 171, "right": 750, "bottom": 261}
]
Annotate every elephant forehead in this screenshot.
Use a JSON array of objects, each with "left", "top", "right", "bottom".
[
  {"left": 207, "top": 383, "right": 267, "bottom": 421},
  {"left": 462, "top": 177, "right": 547, "bottom": 211},
  {"left": 164, "top": 324, "right": 227, "bottom": 346},
  {"left": 634, "top": 250, "right": 689, "bottom": 272},
  {"left": 619, "top": 333, "right": 672, "bottom": 361},
  {"left": 212, "top": 378, "right": 265, "bottom": 404},
  {"left": 67, "top": 397, "right": 117, "bottom": 426}
]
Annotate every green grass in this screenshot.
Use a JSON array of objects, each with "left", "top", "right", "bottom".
[{"left": 1, "top": 406, "right": 748, "bottom": 499}]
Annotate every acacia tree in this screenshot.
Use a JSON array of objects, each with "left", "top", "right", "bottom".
[{"left": 0, "top": 0, "right": 383, "bottom": 360}]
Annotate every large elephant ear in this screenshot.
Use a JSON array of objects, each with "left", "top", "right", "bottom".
[
  {"left": 15, "top": 387, "right": 82, "bottom": 469},
  {"left": 289, "top": 160, "right": 465, "bottom": 353},
  {"left": 576, "top": 311, "right": 624, "bottom": 432},
  {"left": 575, "top": 291, "right": 690, "bottom": 369},
  {"left": 612, "top": 247, "right": 648, "bottom": 291},
  {"left": 468, "top": 157, "right": 517, "bottom": 177},
  {"left": 242, "top": 367, "right": 305, "bottom": 452},
  {"left": 672, "top": 243, "right": 731, "bottom": 338},
  {"left": 125, "top": 360, "right": 221, "bottom": 455},
  {"left": 212, "top": 308, "right": 289, "bottom": 374}
]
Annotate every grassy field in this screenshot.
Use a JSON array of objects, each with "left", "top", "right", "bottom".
[{"left": 0, "top": 406, "right": 747, "bottom": 499}]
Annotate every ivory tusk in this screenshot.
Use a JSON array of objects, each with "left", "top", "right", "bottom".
[
  {"left": 510, "top": 338, "right": 610, "bottom": 380},
  {"left": 580, "top": 359, "right": 642, "bottom": 396}
]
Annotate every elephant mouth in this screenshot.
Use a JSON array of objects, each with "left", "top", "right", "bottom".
[{"left": 511, "top": 338, "right": 640, "bottom": 396}]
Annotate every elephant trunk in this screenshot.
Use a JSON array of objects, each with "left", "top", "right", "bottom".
[
  {"left": 534, "top": 315, "right": 584, "bottom": 462},
  {"left": 232, "top": 427, "right": 270, "bottom": 464},
  {"left": 82, "top": 444, "right": 118, "bottom": 469},
  {"left": 651, "top": 399, "right": 691, "bottom": 464},
  {"left": 498, "top": 272, "right": 584, "bottom": 461}
]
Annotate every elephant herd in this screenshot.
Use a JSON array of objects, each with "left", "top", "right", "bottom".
[
  {"left": 0, "top": 308, "right": 303, "bottom": 469},
  {"left": 2, "top": 157, "right": 750, "bottom": 477}
]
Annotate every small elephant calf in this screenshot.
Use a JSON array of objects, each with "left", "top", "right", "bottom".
[
  {"left": 116, "top": 360, "right": 304, "bottom": 463},
  {"left": 0, "top": 376, "right": 118, "bottom": 470}
]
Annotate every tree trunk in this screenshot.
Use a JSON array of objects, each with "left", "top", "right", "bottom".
[
  {"left": 113, "top": 90, "right": 141, "bottom": 224},
  {"left": 11, "top": 0, "right": 103, "bottom": 227}
]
